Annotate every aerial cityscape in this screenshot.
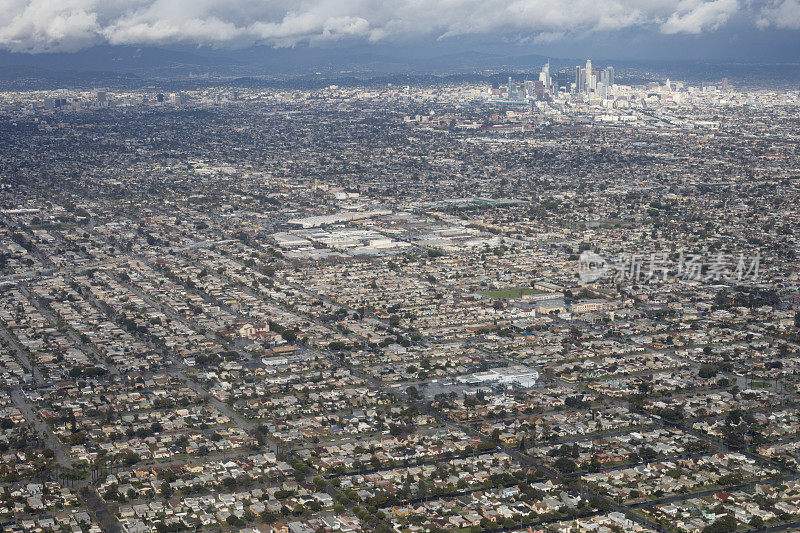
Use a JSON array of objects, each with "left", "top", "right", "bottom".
[{"left": 1, "top": 2, "right": 800, "bottom": 533}]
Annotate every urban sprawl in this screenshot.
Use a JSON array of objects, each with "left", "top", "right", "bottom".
[{"left": 0, "top": 61, "right": 799, "bottom": 533}]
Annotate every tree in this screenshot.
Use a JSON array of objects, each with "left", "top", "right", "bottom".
[
  {"left": 702, "top": 514, "right": 737, "bottom": 533},
  {"left": 639, "top": 446, "right": 658, "bottom": 462},
  {"left": 226, "top": 514, "right": 245, "bottom": 527},
  {"left": 723, "top": 424, "right": 747, "bottom": 451},
  {"left": 553, "top": 457, "right": 577, "bottom": 474},
  {"left": 590, "top": 496, "right": 610, "bottom": 512},
  {"left": 121, "top": 451, "right": 140, "bottom": 466},
  {"left": 699, "top": 364, "right": 718, "bottom": 379}
]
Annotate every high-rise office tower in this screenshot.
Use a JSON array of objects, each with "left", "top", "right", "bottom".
[
  {"left": 585, "top": 60, "right": 592, "bottom": 93},
  {"left": 539, "top": 60, "right": 551, "bottom": 91},
  {"left": 525, "top": 80, "right": 536, "bottom": 98},
  {"left": 556, "top": 70, "right": 571, "bottom": 92},
  {"left": 538, "top": 71, "right": 548, "bottom": 92},
  {"left": 576, "top": 67, "right": 586, "bottom": 94}
]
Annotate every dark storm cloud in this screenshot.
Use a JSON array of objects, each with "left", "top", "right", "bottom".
[{"left": 0, "top": 0, "right": 797, "bottom": 53}]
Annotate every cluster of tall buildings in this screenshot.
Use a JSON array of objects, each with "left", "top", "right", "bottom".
[
  {"left": 502, "top": 59, "right": 615, "bottom": 101},
  {"left": 575, "top": 59, "right": 615, "bottom": 97}
]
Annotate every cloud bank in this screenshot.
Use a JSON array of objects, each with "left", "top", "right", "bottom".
[
  {"left": 757, "top": 0, "right": 800, "bottom": 29},
  {"left": 0, "top": 0, "right": 796, "bottom": 53}
]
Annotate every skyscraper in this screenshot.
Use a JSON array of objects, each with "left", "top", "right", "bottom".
[
  {"left": 575, "top": 66, "right": 586, "bottom": 94},
  {"left": 525, "top": 80, "right": 536, "bottom": 98},
  {"left": 600, "top": 67, "right": 615, "bottom": 88},
  {"left": 539, "top": 60, "right": 551, "bottom": 91},
  {"left": 585, "top": 60, "right": 592, "bottom": 93}
]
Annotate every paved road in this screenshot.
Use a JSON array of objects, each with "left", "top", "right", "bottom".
[
  {"left": 19, "top": 282, "right": 120, "bottom": 378},
  {"left": 10, "top": 388, "right": 72, "bottom": 468},
  {"left": 83, "top": 489, "right": 121, "bottom": 533},
  {"left": 9, "top": 387, "right": 122, "bottom": 533},
  {"left": 628, "top": 473, "right": 800, "bottom": 509},
  {"left": 0, "top": 322, "right": 45, "bottom": 383}
]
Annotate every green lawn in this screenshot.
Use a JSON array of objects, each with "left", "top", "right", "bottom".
[{"left": 480, "top": 287, "right": 544, "bottom": 299}]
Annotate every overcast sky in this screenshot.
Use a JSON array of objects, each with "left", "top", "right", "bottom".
[{"left": 1, "top": 0, "right": 799, "bottom": 60}]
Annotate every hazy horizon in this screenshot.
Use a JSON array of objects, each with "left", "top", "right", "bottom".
[{"left": 0, "top": 1, "right": 799, "bottom": 66}]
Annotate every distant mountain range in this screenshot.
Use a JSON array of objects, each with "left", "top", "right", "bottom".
[
  {"left": 0, "top": 45, "right": 798, "bottom": 90},
  {"left": 0, "top": 45, "right": 556, "bottom": 77},
  {"left": 0, "top": 65, "right": 139, "bottom": 90}
]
